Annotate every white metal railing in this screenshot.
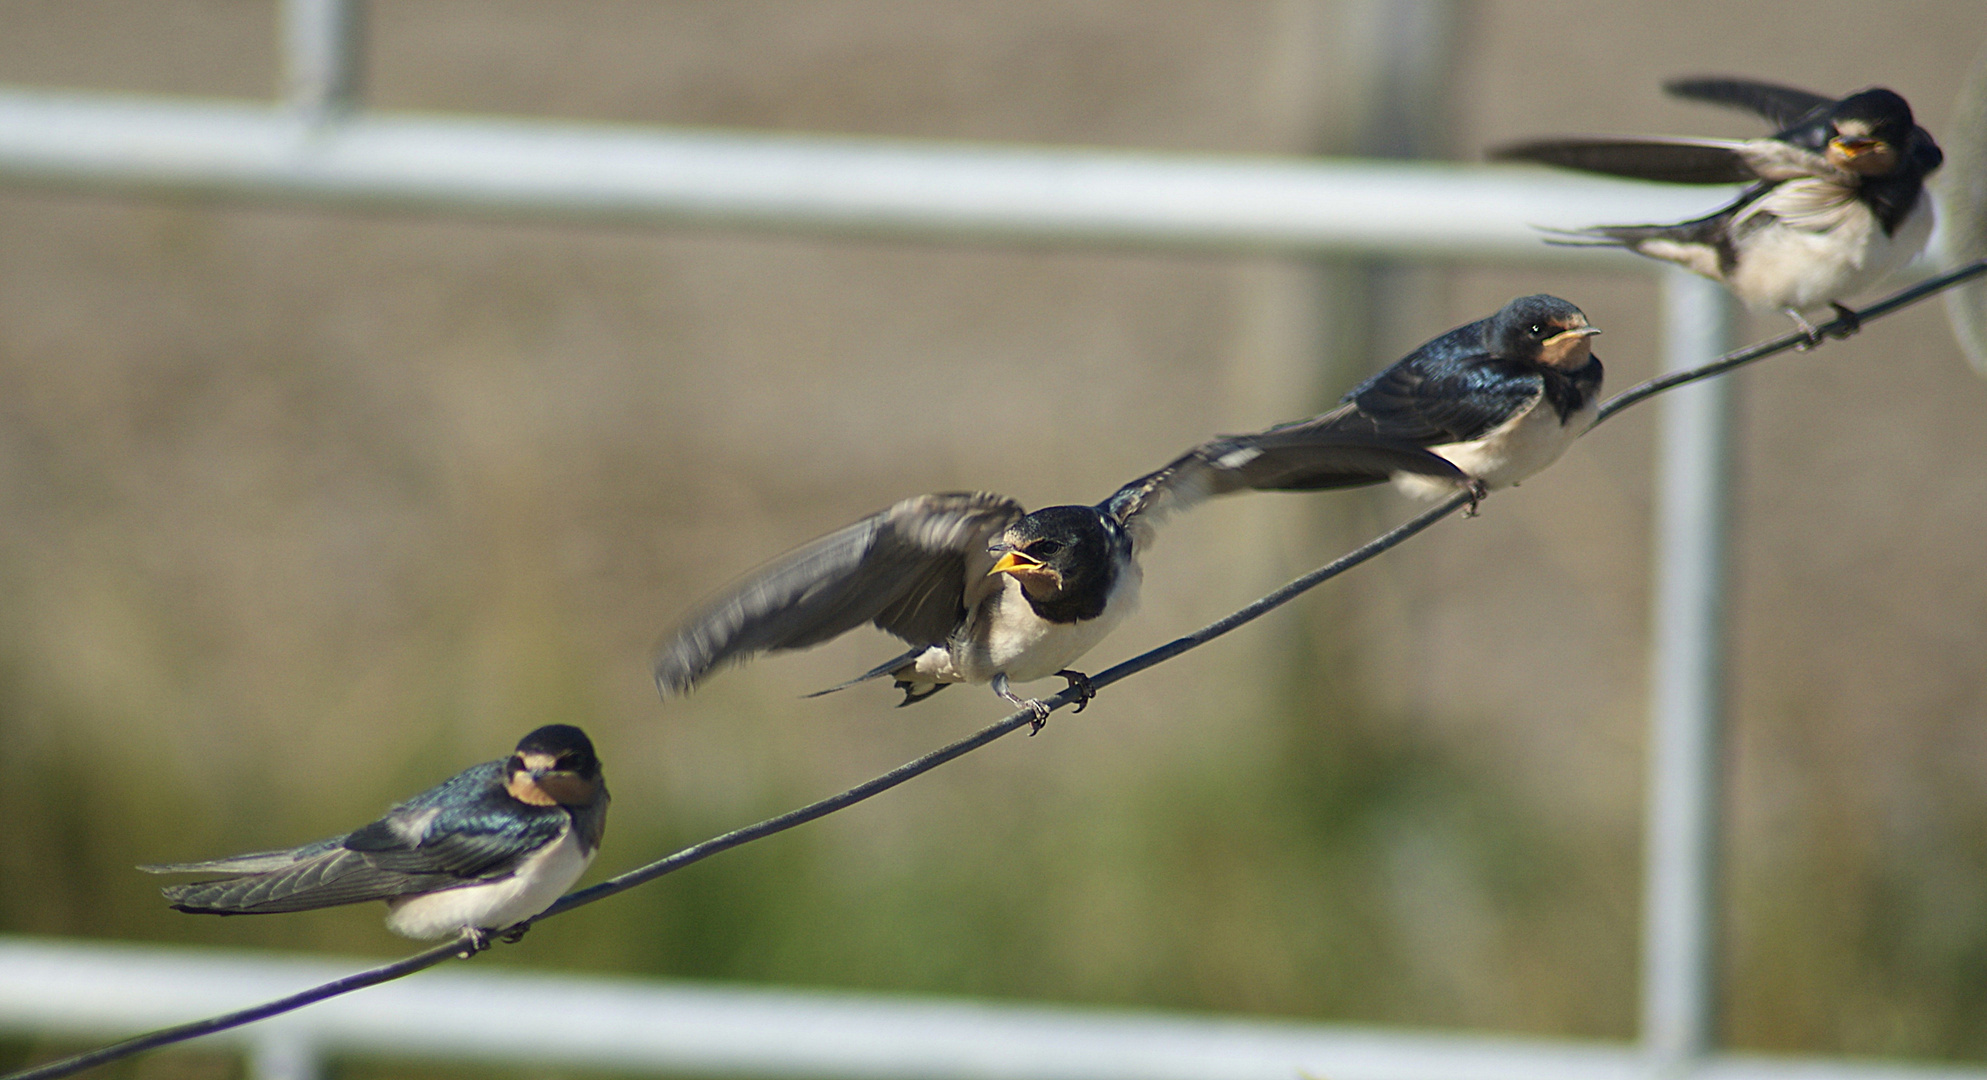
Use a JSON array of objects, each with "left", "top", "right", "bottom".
[
  {"left": 3, "top": 937, "right": 1984, "bottom": 1080},
  {"left": 0, "top": 2, "right": 1954, "bottom": 1079}
]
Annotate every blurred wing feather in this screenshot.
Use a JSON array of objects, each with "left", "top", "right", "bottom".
[
  {"left": 653, "top": 492, "right": 1025, "bottom": 694},
  {"left": 1663, "top": 77, "right": 1834, "bottom": 131},
  {"left": 1493, "top": 137, "right": 1762, "bottom": 184},
  {"left": 1493, "top": 136, "right": 1833, "bottom": 185}
]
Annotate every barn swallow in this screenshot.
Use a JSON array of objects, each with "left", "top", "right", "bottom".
[
  {"left": 142, "top": 725, "right": 607, "bottom": 952},
  {"left": 1493, "top": 78, "right": 1942, "bottom": 342},
  {"left": 1179, "top": 294, "right": 1601, "bottom": 505},
  {"left": 653, "top": 437, "right": 1458, "bottom": 727}
]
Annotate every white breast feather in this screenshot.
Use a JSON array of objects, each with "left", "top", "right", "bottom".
[
  {"left": 382, "top": 823, "right": 592, "bottom": 939},
  {"left": 1725, "top": 179, "right": 1930, "bottom": 311},
  {"left": 1392, "top": 393, "right": 1597, "bottom": 500},
  {"left": 913, "top": 567, "right": 1142, "bottom": 687}
]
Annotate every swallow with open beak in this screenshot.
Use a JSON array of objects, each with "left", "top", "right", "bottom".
[
  {"left": 143, "top": 725, "right": 607, "bottom": 952},
  {"left": 653, "top": 436, "right": 1459, "bottom": 727},
  {"left": 1493, "top": 78, "right": 1941, "bottom": 342}
]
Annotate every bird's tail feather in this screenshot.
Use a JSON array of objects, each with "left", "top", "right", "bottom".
[
  {"left": 803, "top": 647, "right": 923, "bottom": 699},
  {"left": 1534, "top": 224, "right": 1635, "bottom": 249},
  {"left": 139, "top": 849, "right": 309, "bottom": 876}
]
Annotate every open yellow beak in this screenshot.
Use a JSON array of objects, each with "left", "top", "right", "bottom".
[
  {"left": 990, "top": 550, "right": 1040, "bottom": 576},
  {"left": 990, "top": 550, "right": 1064, "bottom": 591}
]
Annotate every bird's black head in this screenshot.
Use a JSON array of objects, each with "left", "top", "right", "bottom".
[
  {"left": 506, "top": 724, "right": 605, "bottom": 808},
  {"left": 1484, "top": 294, "right": 1600, "bottom": 370},
  {"left": 1826, "top": 88, "right": 1914, "bottom": 176},
  {"left": 986, "top": 505, "right": 1125, "bottom": 616}
]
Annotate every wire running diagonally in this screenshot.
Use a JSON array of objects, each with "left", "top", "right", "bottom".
[{"left": 9, "top": 257, "right": 1984, "bottom": 1080}]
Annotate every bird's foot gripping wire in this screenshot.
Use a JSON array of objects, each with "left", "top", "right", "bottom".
[
  {"left": 499, "top": 923, "right": 531, "bottom": 945},
  {"left": 457, "top": 927, "right": 494, "bottom": 959},
  {"left": 1827, "top": 301, "right": 1863, "bottom": 340},
  {"left": 1790, "top": 303, "right": 1862, "bottom": 351},
  {"left": 1461, "top": 477, "right": 1489, "bottom": 517},
  {"left": 1055, "top": 669, "right": 1096, "bottom": 714},
  {"left": 992, "top": 673, "right": 1055, "bottom": 734}
]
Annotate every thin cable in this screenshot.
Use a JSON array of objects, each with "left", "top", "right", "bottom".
[{"left": 12, "top": 257, "right": 1983, "bottom": 1080}]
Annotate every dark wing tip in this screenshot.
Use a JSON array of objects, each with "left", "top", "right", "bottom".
[
  {"left": 1662, "top": 76, "right": 1835, "bottom": 132},
  {"left": 1490, "top": 138, "right": 1758, "bottom": 184}
]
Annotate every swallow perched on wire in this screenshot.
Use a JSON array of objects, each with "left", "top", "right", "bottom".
[
  {"left": 143, "top": 725, "right": 607, "bottom": 952},
  {"left": 1493, "top": 78, "right": 1942, "bottom": 342},
  {"left": 653, "top": 437, "right": 1459, "bottom": 727},
  {"left": 1191, "top": 294, "right": 1602, "bottom": 504}
]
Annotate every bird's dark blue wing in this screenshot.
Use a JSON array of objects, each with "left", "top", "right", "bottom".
[
  {"left": 1298, "top": 320, "right": 1544, "bottom": 445},
  {"left": 1664, "top": 77, "right": 1834, "bottom": 136},
  {"left": 146, "top": 761, "right": 567, "bottom": 914},
  {"left": 1491, "top": 137, "right": 1763, "bottom": 184},
  {"left": 1342, "top": 361, "right": 1542, "bottom": 445},
  {"left": 343, "top": 763, "right": 569, "bottom": 878},
  {"left": 1101, "top": 431, "right": 1462, "bottom": 547}
]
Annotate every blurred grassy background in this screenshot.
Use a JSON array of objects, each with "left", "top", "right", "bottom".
[{"left": 1, "top": 2, "right": 1986, "bottom": 1076}]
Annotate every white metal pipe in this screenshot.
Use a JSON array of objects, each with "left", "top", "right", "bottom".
[
  {"left": 2, "top": 937, "right": 1983, "bottom": 1080},
  {"left": 0, "top": 87, "right": 1730, "bottom": 257},
  {"left": 1641, "top": 269, "right": 1738, "bottom": 1071},
  {"left": 247, "top": 1028, "right": 321, "bottom": 1080},
  {"left": 280, "top": 0, "right": 363, "bottom": 119}
]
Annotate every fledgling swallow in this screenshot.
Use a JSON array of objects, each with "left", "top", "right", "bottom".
[
  {"left": 142, "top": 725, "right": 608, "bottom": 952},
  {"left": 1493, "top": 78, "right": 1942, "bottom": 342},
  {"left": 1174, "top": 295, "right": 1602, "bottom": 505},
  {"left": 652, "top": 436, "right": 1457, "bottom": 727}
]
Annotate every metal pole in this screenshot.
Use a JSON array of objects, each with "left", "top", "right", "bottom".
[
  {"left": 248, "top": 1029, "right": 320, "bottom": 1080},
  {"left": 282, "top": 0, "right": 363, "bottom": 120},
  {"left": 1640, "top": 269, "right": 1737, "bottom": 1074},
  {"left": 0, "top": 89, "right": 1726, "bottom": 257}
]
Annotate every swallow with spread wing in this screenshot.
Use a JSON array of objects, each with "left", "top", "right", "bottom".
[
  {"left": 1493, "top": 78, "right": 1941, "bottom": 342},
  {"left": 143, "top": 725, "right": 607, "bottom": 951},
  {"left": 653, "top": 438, "right": 1460, "bottom": 726}
]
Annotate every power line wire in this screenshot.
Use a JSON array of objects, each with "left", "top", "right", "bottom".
[{"left": 12, "top": 257, "right": 1984, "bottom": 1080}]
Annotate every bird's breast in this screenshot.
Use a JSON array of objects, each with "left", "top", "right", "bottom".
[
  {"left": 1401, "top": 389, "right": 1595, "bottom": 497},
  {"left": 381, "top": 822, "right": 592, "bottom": 939},
  {"left": 953, "top": 566, "right": 1141, "bottom": 684},
  {"left": 1727, "top": 178, "right": 1927, "bottom": 310}
]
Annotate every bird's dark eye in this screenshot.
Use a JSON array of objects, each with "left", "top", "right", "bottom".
[
  {"left": 1529, "top": 323, "right": 1547, "bottom": 337},
  {"left": 1027, "top": 539, "right": 1064, "bottom": 558}
]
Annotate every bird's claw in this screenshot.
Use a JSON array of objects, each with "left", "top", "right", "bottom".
[
  {"left": 1025, "top": 699, "right": 1052, "bottom": 734},
  {"left": 1827, "top": 301, "right": 1863, "bottom": 339},
  {"left": 457, "top": 927, "right": 494, "bottom": 958},
  {"left": 992, "top": 673, "right": 1055, "bottom": 734},
  {"left": 1461, "top": 478, "right": 1489, "bottom": 517},
  {"left": 499, "top": 923, "right": 531, "bottom": 945},
  {"left": 1793, "top": 303, "right": 1859, "bottom": 351},
  {"left": 1056, "top": 669, "right": 1096, "bottom": 714}
]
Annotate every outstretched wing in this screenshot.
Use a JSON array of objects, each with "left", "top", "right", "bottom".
[
  {"left": 1104, "top": 431, "right": 1463, "bottom": 550},
  {"left": 144, "top": 763, "right": 570, "bottom": 914},
  {"left": 653, "top": 492, "right": 1025, "bottom": 695},
  {"left": 1492, "top": 136, "right": 1839, "bottom": 185},
  {"left": 1663, "top": 76, "right": 1834, "bottom": 133}
]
